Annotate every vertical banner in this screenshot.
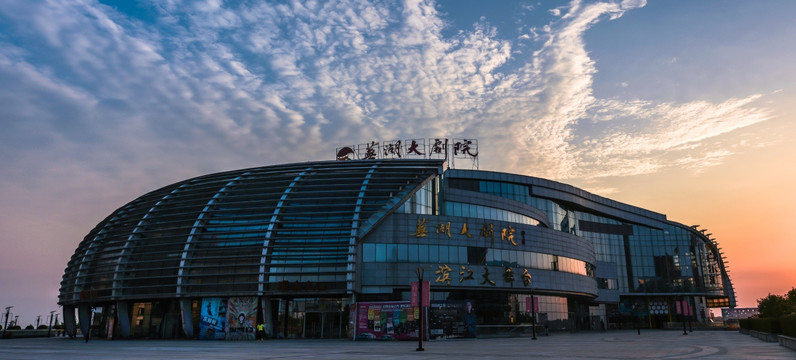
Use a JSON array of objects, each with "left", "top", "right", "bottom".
[
  {"left": 226, "top": 297, "right": 258, "bottom": 340},
  {"left": 411, "top": 282, "right": 419, "bottom": 306},
  {"left": 525, "top": 296, "right": 539, "bottom": 313},
  {"left": 199, "top": 298, "right": 227, "bottom": 340},
  {"left": 411, "top": 281, "right": 430, "bottom": 307}
]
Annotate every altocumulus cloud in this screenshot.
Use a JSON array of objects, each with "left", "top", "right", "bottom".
[{"left": 0, "top": 0, "right": 773, "bottom": 183}]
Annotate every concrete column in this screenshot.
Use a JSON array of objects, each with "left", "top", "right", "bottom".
[
  {"left": 63, "top": 305, "right": 77, "bottom": 338},
  {"left": 116, "top": 301, "right": 131, "bottom": 338},
  {"left": 78, "top": 304, "right": 92, "bottom": 338},
  {"left": 180, "top": 298, "right": 194, "bottom": 338},
  {"left": 260, "top": 297, "right": 274, "bottom": 338}
]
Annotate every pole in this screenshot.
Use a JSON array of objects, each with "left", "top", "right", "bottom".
[
  {"left": 48, "top": 311, "right": 56, "bottom": 337},
  {"left": 531, "top": 294, "right": 537, "bottom": 340},
  {"left": 416, "top": 267, "right": 425, "bottom": 351},
  {"left": 2, "top": 306, "right": 11, "bottom": 338}
]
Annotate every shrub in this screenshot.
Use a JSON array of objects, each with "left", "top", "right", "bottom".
[
  {"left": 781, "top": 314, "right": 796, "bottom": 338},
  {"left": 738, "top": 318, "right": 751, "bottom": 330}
]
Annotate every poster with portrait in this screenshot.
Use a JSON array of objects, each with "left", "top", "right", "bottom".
[
  {"left": 226, "top": 296, "right": 258, "bottom": 340},
  {"left": 199, "top": 297, "right": 227, "bottom": 340}
]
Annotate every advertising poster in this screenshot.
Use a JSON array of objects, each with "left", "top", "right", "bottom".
[
  {"left": 199, "top": 297, "right": 227, "bottom": 340},
  {"left": 356, "top": 302, "right": 420, "bottom": 340},
  {"left": 226, "top": 296, "right": 258, "bottom": 340},
  {"left": 428, "top": 300, "right": 476, "bottom": 339}
]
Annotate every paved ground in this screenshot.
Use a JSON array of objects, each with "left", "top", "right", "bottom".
[{"left": 0, "top": 330, "right": 793, "bottom": 359}]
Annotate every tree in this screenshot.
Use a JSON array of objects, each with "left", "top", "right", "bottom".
[
  {"left": 758, "top": 289, "right": 796, "bottom": 318},
  {"left": 787, "top": 287, "right": 796, "bottom": 308}
]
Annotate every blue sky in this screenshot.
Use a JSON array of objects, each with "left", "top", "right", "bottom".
[{"left": 1, "top": 0, "right": 795, "bottom": 324}]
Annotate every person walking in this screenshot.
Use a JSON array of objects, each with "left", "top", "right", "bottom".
[{"left": 256, "top": 323, "right": 265, "bottom": 341}]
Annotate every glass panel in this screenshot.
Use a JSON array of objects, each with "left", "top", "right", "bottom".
[
  {"left": 429, "top": 245, "right": 439, "bottom": 262},
  {"left": 408, "top": 244, "right": 419, "bottom": 262},
  {"left": 398, "top": 244, "right": 408, "bottom": 262},
  {"left": 437, "top": 245, "right": 448, "bottom": 263},
  {"left": 418, "top": 245, "right": 429, "bottom": 262},
  {"left": 375, "top": 244, "right": 386, "bottom": 262},
  {"left": 363, "top": 244, "right": 375, "bottom": 262}
]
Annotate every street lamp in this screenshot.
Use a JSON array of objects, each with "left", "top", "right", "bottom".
[
  {"left": 2, "top": 306, "right": 12, "bottom": 337},
  {"left": 530, "top": 293, "right": 537, "bottom": 340},
  {"left": 414, "top": 266, "right": 429, "bottom": 352}
]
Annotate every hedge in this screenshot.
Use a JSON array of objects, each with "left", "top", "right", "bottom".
[
  {"left": 782, "top": 314, "right": 796, "bottom": 337},
  {"left": 750, "top": 317, "right": 781, "bottom": 334}
]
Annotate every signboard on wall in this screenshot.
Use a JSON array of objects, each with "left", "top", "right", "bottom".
[
  {"left": 336, "top": 138, "right": 479, "bottom": 169},
  {"left": 199, "top": 297, "right": 227, "bottom": 340},
  {"left": 226, "top": 296, "right": 258, "bottom": 340}
]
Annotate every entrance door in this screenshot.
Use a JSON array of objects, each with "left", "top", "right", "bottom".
[
  {"left": 304, "top": 312, "right": 322, "bottom": 338},
  {"left": 322, "top": 312, "right": 341, "bottom": 338}
]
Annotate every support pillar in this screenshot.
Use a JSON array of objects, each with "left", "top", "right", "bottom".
[
  {"left": 116, "top": 301, "right": 131, "bottom": 338},
  {"left": 78, "top": 304, "right": 92, "bottom": 339},
  {"left": 179, "top": 299, "right": 194, "bottom": 338},
  {"left": 260, "top": 297, "right": 274, "bottom": 338},
  {"left": 63, "top": 305, "right": 77, "bottom": 338}
]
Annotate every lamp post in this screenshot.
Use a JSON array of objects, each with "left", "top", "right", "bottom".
[
  {"left": 48, "top": 311, "right": 56, "bottom": 337},
  {"left": 414, "top": 267, "right": 429, "bottom": 351},
  {"left": 2, "top": 306, "right": 12, "bottom": 337},
  {"left": 531, "top": 292, "right": 537, "bottom": 340}
]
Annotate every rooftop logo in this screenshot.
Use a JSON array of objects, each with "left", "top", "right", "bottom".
[{"left": 336, "top": 138, "right": 479, "bottom": 169}]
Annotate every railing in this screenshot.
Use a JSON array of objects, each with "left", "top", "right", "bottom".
[{"left": 1, "top": 329, "right": 65, "bottom": 338}]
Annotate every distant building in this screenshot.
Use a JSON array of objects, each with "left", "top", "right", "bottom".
[
  {"left": 722, "top": 307, "right": 758, "bottom": 320},
  {"left": 59, "top": 158, "right": 734, "bottom": 339}
]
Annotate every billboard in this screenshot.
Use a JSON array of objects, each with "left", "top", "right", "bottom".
[
  {"left": 429, "top": 301, "right": 476, "bottom": 339},
  {"left": 199, "top": 297, "right": 227, "bottom": 340},
  {"left": 226, "top": 296, "right": 258, "bottom": 340},
  {"left": 355, "top": 302, "right": 421, "bottom": 341}
]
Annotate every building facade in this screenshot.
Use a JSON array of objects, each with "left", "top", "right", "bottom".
[{"left": 59, "top": 159, "right": 734, "bottom": 339}]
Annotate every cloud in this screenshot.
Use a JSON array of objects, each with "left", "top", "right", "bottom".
[{"left": 0, "top": 0, "right": 775, "bottom": 187}]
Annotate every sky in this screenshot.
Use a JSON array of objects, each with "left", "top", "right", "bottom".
[{"left": 1, "top": 0, "right": 794, "bottom": 326}]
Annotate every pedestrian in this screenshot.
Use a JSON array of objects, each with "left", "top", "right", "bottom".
[{"left": 256, "top": 323, "right": 265, "bottom": 341}]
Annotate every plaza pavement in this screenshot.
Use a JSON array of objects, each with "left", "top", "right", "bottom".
[{"left": 0, "top": 330, "right": 793, "bottom": 360}]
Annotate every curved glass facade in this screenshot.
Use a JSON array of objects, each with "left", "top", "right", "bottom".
[{"left": 443, "top": 202, "right": 541, "bottom": 226}]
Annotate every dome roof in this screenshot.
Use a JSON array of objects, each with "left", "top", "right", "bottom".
[{"left": 59, "top": 159, "right": 444, "bottom": 305}]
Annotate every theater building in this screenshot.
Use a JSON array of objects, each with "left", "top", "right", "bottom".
[{"left": 59, "top": 156, "right": 734, "bottom": 339}]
